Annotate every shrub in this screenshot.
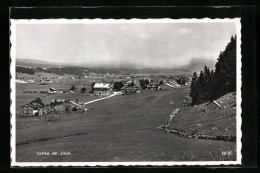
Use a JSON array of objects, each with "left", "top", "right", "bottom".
[
  {"left": 70, "top": 85, "right": 76, "bottom": 91},
  {"left": 81, "top": 87, "right": 86, "bottom": 93}
]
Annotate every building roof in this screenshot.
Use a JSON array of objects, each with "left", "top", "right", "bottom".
[
  {"left": 50, "top": 87, "right": 57, "bottom": 91},
  {"left": 21, "top": 102, "right": 43, "bottom": 109},
  {"left": 93, "top": 83, "right": 110, "bottom": 89}
]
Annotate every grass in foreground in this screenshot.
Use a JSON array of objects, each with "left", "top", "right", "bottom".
[{"left": 16, "top": 86, "right": 237, "bottom": 162}]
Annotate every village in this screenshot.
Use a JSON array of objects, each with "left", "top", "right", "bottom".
[{"left": 17, "top": 71, "right": 191, "bottom": 118}]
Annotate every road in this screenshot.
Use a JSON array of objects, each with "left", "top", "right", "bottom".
[
  {"left": 165, "top": 82, "right": 175, "bottom": 88},
  {"left": 83, "top": 92, "right": 118, "bottom": 105}
]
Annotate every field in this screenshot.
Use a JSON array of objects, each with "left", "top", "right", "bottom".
[{"left": 15, "top": 82, "right": 236, "bottom": 162}]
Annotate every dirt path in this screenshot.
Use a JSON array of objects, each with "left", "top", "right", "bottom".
[
  {"left": 165, "top": 82, "right": 174, "bottom": 88},
  {"left": 83, "top": 93, "right": 117, "bottom": 105}
]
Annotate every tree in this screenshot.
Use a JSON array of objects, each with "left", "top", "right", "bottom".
[
  {"left": 214, "top": 36, "right": 236, "bottom": 96},
  {"left": 114, "top": 81, "right": 124, "bottom": 91},
  {"left": 90, "top": 82, "right": 96, "bottom": 91},
  {"left": 65, "top": 105, "right": 70, "bottom": 112},
  {"left": 72, "top": 107, "right": 78, "bottom": 112},
  {"left": 32, "top": 97, "right": 45, "bottom": 107},
  {"left": 175, "top": 78, "right": 181, "bottom": 84},
  {"left": 189, "top": 36, "right": 237, "bottom": 104},
  {"left": 159, "top": 80, "right": 164, "bottom": 86},
  {"left": 70, "top": 85, "right": 76, "bottom": 91},
  {"left": 139, "top": 79, "right": 146, "bottom": 89},
  {"left": 190, "top": 72, "right": 202, "bottom": 105},
  {"left": 129, "top": 81, "right": 135, "bottom": 87},
  {"left": 144, "top": 79, "right": 150, "bottom": 85},
  {"left": 81, "top": 87, "right": 86, "bottom": 93},
  {"left": 180, "top": 78, "right": 186, "bottom": 85},
  {"left": 190, "top": 72, "right": 198, "bottom": 97}
]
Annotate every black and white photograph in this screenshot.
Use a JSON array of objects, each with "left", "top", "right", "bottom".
[{"left": 10, "top": 19, "right": 242, "bottom": 166}]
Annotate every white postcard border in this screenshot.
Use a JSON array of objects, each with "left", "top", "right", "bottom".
[{"left": 10, "top": 18, "right": 242, "bottom": 167}]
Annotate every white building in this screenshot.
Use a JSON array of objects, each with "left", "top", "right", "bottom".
[{"left": 93, "top": 83, "right": 113, "bottom": 96}]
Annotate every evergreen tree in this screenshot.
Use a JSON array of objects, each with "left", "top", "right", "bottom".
[
  {"left": 214, "top": 36, "right": 236, "bottom": 98},
  {"left": 129, "top": 81, "right": 135, "bottom": 87},
  {"left": 114, "top": 82, "right": 124, "bottom": 91},
  {"left": 90, "top": 82, "right": 96, "bottom": 91},
  {"left": 144, "top": 79, "right": 150, "bottom": 85},
  {"left": 190, "top": 72, "right": 199, "bottom": 105},
  {"left": 139, "top": 79, "right": 146, "bottom": 89},
  {"left": 189, "top": 35, "right": 236, "bottom": 104},
  {"left": 202, "top": 66, "right": 212, "bottom": 100},
  {"left": 70, "top": 85, "right": 76, "bottom": 91}
]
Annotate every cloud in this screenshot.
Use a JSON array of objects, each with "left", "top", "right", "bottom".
[
  {"left": 179, "top": 28, "right": 194, "bottom": 35},
  {"left": 16, "top": 21, "right": 237, "bottom": 68}
]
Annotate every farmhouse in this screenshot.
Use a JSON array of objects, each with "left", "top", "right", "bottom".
[
  {"left": 123, "top": 85, "right": 140, "bottom": 95},
  {"left": 53, "top": 101, "right": 86, "bottom": 113},
  {"left": 51, "top": 99, "right": 66, "bottom": 103},
  {"left": 93, "top": 83, "right": 113, "bottom": 96},
  {"left": 48, "top": 87, "right": 58, "bottom": 94},
  {"left": 125, "top": 80, "right": 135, "bottom": 87},
  {"left": 147, "top": 82, "right": 158, "bottom": 89},
  {"left": 54, "top": 102, "right": 73, "bottom": 113},
  {"left": 48, "top": 87, "right": 63, "bottom": 94},
  {"left": 20, "top": 102, "right": 43, "bottom": 117},
  {"left": 40, "top": 79, "right": 53, "bottom": 83}
]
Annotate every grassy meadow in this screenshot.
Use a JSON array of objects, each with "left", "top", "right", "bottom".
[{"left": 15, "top": 82, "right": 237, "bottom": 162}]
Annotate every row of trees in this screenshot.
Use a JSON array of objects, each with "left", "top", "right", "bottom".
[
  {"left": 70, "top": 84, "right": 87, "bottom": 93},
  {"left": 114, "top": 82, "right": 124, "bottom": 91},
  {"left": 16, "top": 66, "right": 36, "bottom": 75},
  {"left": 139, "top": 79, "right": 164, "bottom": 89},
  {"left": 190, "top": 36, "right": 236, "bottom": 105}
]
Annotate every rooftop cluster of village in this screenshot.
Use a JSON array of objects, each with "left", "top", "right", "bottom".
[{"left": 17, "top": 70, "right": 191, "bottom": 118}]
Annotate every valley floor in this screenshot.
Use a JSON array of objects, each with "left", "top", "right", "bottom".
[{"left": 15, "top": 87, "right": 237, "bottom": 162}]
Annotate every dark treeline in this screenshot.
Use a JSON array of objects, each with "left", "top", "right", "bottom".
[
  {"left": 16, "top": 66, "right": 36, "bottom": 74},
  {"left": 45, "top": 67, "right": 86, "bottom": 76},
  {"left": 16, "top": 66, "right": 87, "bottom": 76},
  {"left": 16, "top": 66, "right": 46, "bottom": 74},
  {"left": 190, "top": 36, "right": 236, "bottom": 105}
]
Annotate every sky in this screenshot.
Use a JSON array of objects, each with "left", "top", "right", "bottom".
[{"left": 16, "top": 21, "right": 237, "bottom": 68}]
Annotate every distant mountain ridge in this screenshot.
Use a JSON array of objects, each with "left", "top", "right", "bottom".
[
  {"left": 16, "top": 58, "right": 216, "bottom": 75},
  {"left": 179, "top": 58, "right": 216, "bottom": 72},
  {"left": 16, "top": 59, "right": 69, "bottom": 67}
]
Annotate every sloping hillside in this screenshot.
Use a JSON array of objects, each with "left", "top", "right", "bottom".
[{"left": 170, "top": 92, "right": 236, "bottom": 137}]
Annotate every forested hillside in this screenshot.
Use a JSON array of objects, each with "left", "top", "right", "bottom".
[{"left": 190, "top": 36, "right": 236, "bottom": 105}]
